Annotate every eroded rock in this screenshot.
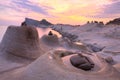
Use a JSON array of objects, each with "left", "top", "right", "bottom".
[
  {"left": 105, "top": 56, "right": 114, "bottom": 64},
  {"left": 70, "top": 54, "right": 94, "bottom": 70},
  {"left": 0, "top": 26, "right": 44, "bottom": 59},
  {"left": 41, "top": 32, "right": 59, "bottom": 46}
]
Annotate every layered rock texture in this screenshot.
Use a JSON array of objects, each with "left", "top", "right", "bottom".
[{"left": 0, "top": 26, "right": 44, "bottom": 59}]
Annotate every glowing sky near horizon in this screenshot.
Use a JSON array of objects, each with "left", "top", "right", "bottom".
[{"left": 0, "top": 0, "right": 120, "bottom": 26}]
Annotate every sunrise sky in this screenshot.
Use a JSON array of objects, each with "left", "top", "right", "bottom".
[{"left": 0, "top": 0, "right": 120, "bottom": 26}]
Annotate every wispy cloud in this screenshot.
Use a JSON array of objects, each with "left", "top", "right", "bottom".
[
  {"left": 103, "top": 1, "right": 120, "bottom": 15},
  {"left": 0, "top": 0, "right": 51, "bottom": 15},
  {"left": 12, "top": 0, "right": 49, "bottom": 15},
  {"left": 92, "top": 0, "right": 120, "bottom": 18}
]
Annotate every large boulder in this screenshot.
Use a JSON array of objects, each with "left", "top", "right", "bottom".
[
  {"left": 0, "top": 26, "right": 44, "bottom": 59},
  {"left": 70, "top": 54, "right": 94, "bottom": 71},
  {"left": 70, "top": 55, "right": 87, "bottom": 67}
]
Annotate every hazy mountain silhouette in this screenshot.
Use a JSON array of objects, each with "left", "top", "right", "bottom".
[
  {"left": 21, "top": 18, "right": 53, "bottom": 26},
  {"left": 39, "top": 19, "right": 52, "bottom": 26}
]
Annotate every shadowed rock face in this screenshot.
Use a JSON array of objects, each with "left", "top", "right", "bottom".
[
  {"left": 70, "top": 54, "right": 94, "bottom": 71},
  {"left": 106, "top": 18, "right": 120, "bottom": 25},
  {"left": 0, "top": 26, "right": 44, "bottom": 59}
]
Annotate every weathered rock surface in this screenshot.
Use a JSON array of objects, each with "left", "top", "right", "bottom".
[
  {"left": 0, "top": 26, "right": 44, "bottom": 59},
  {"left": 105, "top": 56, "right": 114, "bottom": 64},
  {"left": 0, "top": 22, "right": 120, "bottom": 80},
  {"left": 41, "top": 32, "right": 59, "bottom": 46},
  {"left": 86, "top": 44, "right": 105, "bottom": 52},
  {"left": 70, "top": 54, "right": 94, "bottom": 70},
  {"left": 0, "top": 50, "right": 119, "bottom": 80},
  {"left": 113, "top": 64, "right": 120, "bottom": 72}
]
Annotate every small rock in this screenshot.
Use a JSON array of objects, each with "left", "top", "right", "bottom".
[
  {"left": 48, "top": 31, "right": 53, "bottom": 36},
  {"left": 105, "top": 56, "right": 114, "bottom": 64},
  {"left": 87, "top": 44, "right": 105, "bottom": 52}
]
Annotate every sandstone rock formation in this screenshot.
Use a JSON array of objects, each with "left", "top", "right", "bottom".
[
  {"left": 41, "top": 31, "right": 59, "bottom": 46},
  {"left": 1, "top": 50, "right": 119, "bottom": 80},
  {"left": 0, "top": 26, "right": 44, "bottom": 59},
  {"left": 0, "top": 25, "right": 120, "bottom": 80}
]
